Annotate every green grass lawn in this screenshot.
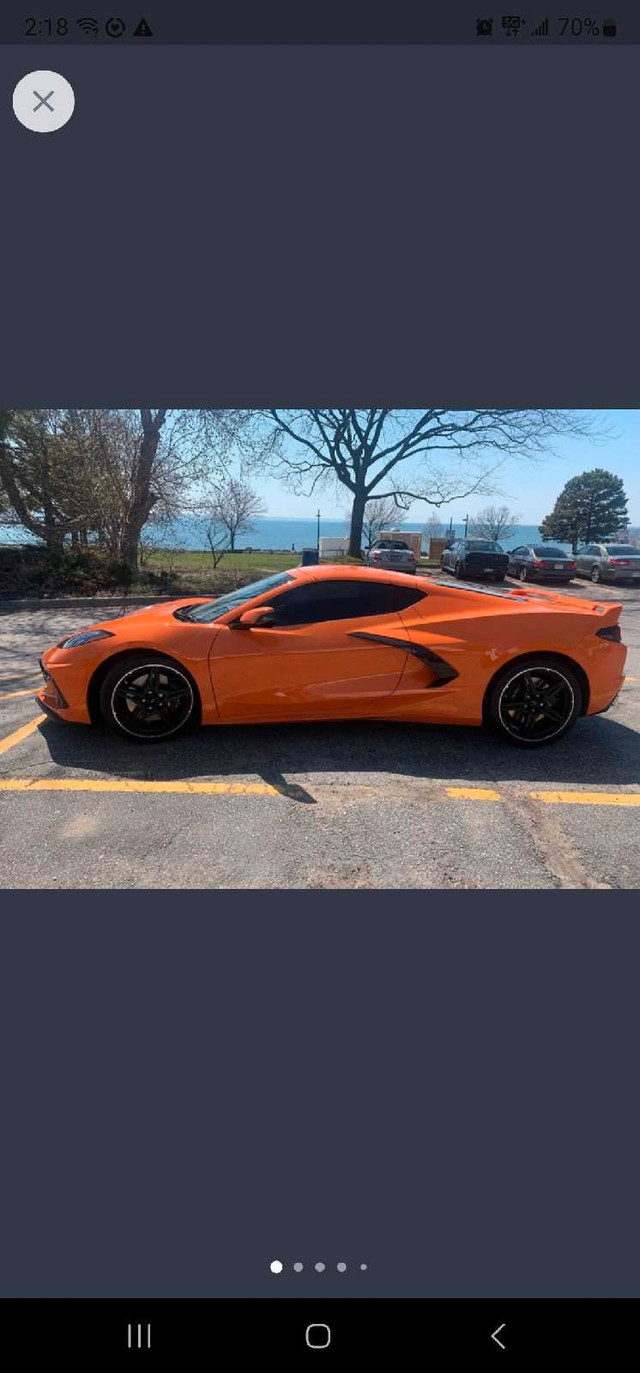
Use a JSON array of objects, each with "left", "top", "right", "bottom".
[
  {"left": 136, "top": 548, "right": 436, "bottom": 598},
  {"left": 146, "top": 549, "right": 297, "bottom": 573}
]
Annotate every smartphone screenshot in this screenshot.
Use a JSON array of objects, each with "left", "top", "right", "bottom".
[{"left": 1, "top": 2, "right": 639, "bottom": 1360}]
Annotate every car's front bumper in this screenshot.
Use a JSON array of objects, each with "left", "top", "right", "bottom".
[{"left": 37, "top": 656, "right": 91, "bottom": 724}]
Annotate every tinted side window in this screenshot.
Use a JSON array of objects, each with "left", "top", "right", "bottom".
[
  {"left": 394, "top": 585, "right": 427, "bottom": 611},
  {"left": 272, "top": 580, "right": 404, "bottom": 625}
]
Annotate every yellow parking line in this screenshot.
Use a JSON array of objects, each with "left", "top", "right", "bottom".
[
  {"left": 0, "top": 777, "right": 286, "bottom": 795},
  {"left": 0, "top": 672, "right": 40, "bottom": 684},
  {"left": 446, "top": 787, "right": 503, "bottom": 801},
  {"left": 0, "top": 716, "right": 43, "bottom": 755},
  {"left": 530, "top": 790, "right": 640, "bottom": 807},
  {"left": 0, "top": 687, "right": 38, "bottom": 701},
  {"left": 625, "top": 675, "right": 638, "bottom": 683}
]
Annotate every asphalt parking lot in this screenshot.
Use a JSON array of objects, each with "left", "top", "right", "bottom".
[{"left": 1, "top": 579, "right": 639, "bottom": 889}]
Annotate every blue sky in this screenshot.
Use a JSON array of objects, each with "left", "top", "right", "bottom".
[{"left": 255, "top": 410, "right": 640, "bottom": 525}]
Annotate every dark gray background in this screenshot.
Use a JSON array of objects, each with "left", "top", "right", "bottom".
[
  {"left": 1, "top": 42, "right": 639, "bottom": 1298},
  {"left": 1, "top": 43, "right": 638, "bottom": 404},
  {"left": 1, "top": 897, "right": 638, "bottom": 1297}
]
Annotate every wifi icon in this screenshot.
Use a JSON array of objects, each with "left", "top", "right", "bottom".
[{"left": 77, "top": 17, "right": 99, "bottom": 37}]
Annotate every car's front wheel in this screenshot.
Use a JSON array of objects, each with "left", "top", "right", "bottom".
[
  {"left": 591, "top": 565, "right": 601, "bottom": 583},
  {"left": 486, "top": 657, "right": 582, "bottom": 747},
  {"left": 99, "top": 654, "right": 197, "bottom": 742},
  {"left": 454, "top": 561, "right": 465, "bottom": 579},
  {"left": 519, "top": 565, "right": 528, "bottom": 582}
]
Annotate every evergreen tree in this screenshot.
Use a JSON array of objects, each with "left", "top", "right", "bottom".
[{"left": 539, "top": 469, "right": 628, "bottom": 553}]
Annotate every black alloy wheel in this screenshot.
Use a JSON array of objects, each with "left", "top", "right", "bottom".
[
  {"left": 99, "top": 656, "right": 196, "bottom": 741},
  {"left": 488, "top": 659, "right": 582, "bottom": 746}
]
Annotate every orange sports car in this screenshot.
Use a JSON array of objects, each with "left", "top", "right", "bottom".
[{"left": 36, "top": 565, "right": 626, "bottom": 747}]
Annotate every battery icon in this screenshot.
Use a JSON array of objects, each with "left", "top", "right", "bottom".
[{"left": 602, "top": 18, "right": 617, "bottom": 37}]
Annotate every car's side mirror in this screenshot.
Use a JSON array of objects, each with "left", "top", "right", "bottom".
[{"left": 231, "top": 606, "right": 276, "bottom": 629}]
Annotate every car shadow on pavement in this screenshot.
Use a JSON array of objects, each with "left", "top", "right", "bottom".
[{"left": 35, "top": 711, "right": 640, "bottom": 794}]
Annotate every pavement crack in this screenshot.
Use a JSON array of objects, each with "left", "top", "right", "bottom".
[{"left": 502, "top": 790, "right": 611, "bottom": 890}]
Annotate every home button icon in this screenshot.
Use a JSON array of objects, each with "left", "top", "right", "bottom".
[{"left": 305, "top": 1323, "right": 331, "bottom": 1349}]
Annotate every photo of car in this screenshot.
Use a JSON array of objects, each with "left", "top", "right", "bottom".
[
  {"left": 440, "top": 538, "right": 510, "bottom": 582},
  {"left": 574, "top": 543, "right": 640, "bottom": 585},
  {"left": 364, "top": 538, "right": 417, "bottom": 573},
  {"left": 507, "top": 544, "right": 577, "bottom": 583},
  {"left": 35, "top": 564, "right": 626, "bottom": 748}
]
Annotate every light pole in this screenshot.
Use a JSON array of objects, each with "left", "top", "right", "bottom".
[
  {"left": 464, "top": 512, "right": 470, "bottom": 539},
  {"left": 316, "top": 508, "right": 321, "bottom": 551}
]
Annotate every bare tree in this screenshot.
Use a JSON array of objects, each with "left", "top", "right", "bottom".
[
  {"left": 0, "top": 408, "right": 248, "bottom": 570},
  {"left": 202, "top": 476, "right": 267, "bottom": 551},
  {"left": 424, "top": 511, "right": 444, "bottom": 541},
  {"left": 364, "top": 495, "right": 409, "bottom": 549},
  {"left": 259, "top": 409, "right": 605, "bottom": 558},
  {"left": 204, "top": 520, "right": 229, "bottom": 569},
  {"left": 345, "top": 495, "right": 408, "bottom": 549},
  {"left": 469, "top": 504, "right": 521, "bottom": 542}
]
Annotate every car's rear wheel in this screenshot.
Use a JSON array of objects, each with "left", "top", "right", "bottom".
[
  {"left": 99, "top": 654, "right": 197, "bottom": 742},
  {"left": 591, "top": 565, "right": 601, "bottom": 583},
  {"left": 486, "top": 657, "right": 582, "bottom": 747},
  {"left": 494, "top": 573, "right": 506, "bottom": 582},
  {"left": 454, "top": 561, "right": 464, "bottom": 579}
]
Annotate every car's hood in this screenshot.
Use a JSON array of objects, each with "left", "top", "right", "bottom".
[{"left": 85, "top": 597, "right": 213, "bottom": 637}]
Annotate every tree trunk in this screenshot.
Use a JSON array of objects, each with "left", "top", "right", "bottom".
[
  {"left": 348, "top": 486, "right": 366, "bottom": 559},
  {"left": 120, "top": 409, "right": 166, "bottom": 571}
]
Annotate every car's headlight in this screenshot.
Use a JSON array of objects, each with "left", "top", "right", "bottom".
[{"left": 58, "top": 629, "right": 115, "bottom": 648}]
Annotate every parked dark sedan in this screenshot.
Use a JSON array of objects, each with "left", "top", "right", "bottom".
[
  {"left": 507, "top": 544, "right": 577, "bottom": 584},
  {"left": 440, "top": 539, "right": 509, "bottom": 582}
]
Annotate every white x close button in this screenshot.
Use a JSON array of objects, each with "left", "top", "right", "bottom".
[{"left": 13, "top": 71, "right": 75, "bottom": 132}]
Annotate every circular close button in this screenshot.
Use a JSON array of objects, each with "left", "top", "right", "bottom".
[
  {"left": 12, "top": 71, "right": 75, "bottom": 133},
  {"left": 306, "top": 1323, "right": 331, "bottom": 1350}
]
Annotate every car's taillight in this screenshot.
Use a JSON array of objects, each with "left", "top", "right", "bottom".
[
  {"left": 532, "top": 560, "right": 543, "bottom": 567},
  {"left": 372, "top": 551, "right": 381, "bottom": 559},
  {"left": 609, "top": 558, "right": 631, "bottom": 566},
  {"left": 596, "top": 625, "right": 622, "bottom": 643},
  {"left": 567, "top": 562, "right": 576, "bottom": 569}
]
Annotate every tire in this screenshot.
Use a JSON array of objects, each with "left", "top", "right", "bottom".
[
  {"left": 486, "top": 656, "right": 582, "bottom": 747},
  {"left": 99, "top": 653, "right": 197, "bottom": 742},
  {"left": 591, "top": 565, "right": 601, "bottom": 583},
  {"left": 519, "top": 565, "right": 528, "bottom": 582},
  {"left": 494, "top": 573, "right": 506, "bottom": 583},
  {"left": 454, "top": 561, "right": 464, "bottom": 579}
]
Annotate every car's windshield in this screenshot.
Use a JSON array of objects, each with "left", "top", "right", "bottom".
[
  {"left": 465, "top": 540, "right": 503, "bottom": 552},
  {"left": 533, "top": 546, "right": 567, "bottom": 557},
  {"left": 185, "top": 572, "right": 294, "bottom": 623},
  {"left": 377, "top": 540, "right": 409, "bottom": 550},
  {"left": 605, "top": 545, "right": 638, "bottom": 556}
]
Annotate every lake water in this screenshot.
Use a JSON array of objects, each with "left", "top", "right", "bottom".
[
  {"left": 158, "top": 516, "right": 566, "bottom": 553},
  {"left": 1, "top": 515, "right": 570, "bottom": 553}
]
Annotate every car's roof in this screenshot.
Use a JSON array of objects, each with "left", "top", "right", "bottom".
[{"left": 290, "top": 563, "right": 425, "bottom": 586}]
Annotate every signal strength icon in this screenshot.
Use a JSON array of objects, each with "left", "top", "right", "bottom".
[
  {"left": 77, "top": 17, "right": 99, "bottom": 37},
  {"left": 531, "top": 17, "right": 549, "bottom": 36}
]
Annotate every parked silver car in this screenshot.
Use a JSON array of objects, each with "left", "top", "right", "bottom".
[
  {"left": 575, "top": 542, "right": 640, "bottom": 585},
  {"left": 364, "top": 538, "right": 417, "bottom": 573}
]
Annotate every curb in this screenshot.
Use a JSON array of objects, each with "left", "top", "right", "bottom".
[{"left": 0, "top": 595, "right": 186, "bottom": 613}]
